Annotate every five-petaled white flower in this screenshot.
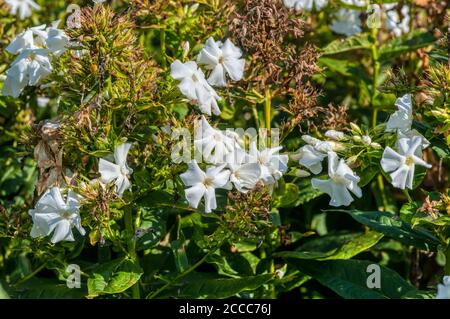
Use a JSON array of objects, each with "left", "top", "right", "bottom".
[
  {"left": 2, "top": 22, "right": 69, "bottom": 98},
  {"left": 386, "top": 94, "right": 413, "bottom": 132},
  {"left": 29, "top": 187, "right": 85, "bottom": 243},
  {"left": 197, "top": 37, "right": 245, "bottom": 87},
  {"left": 283, "top": 0, "right": 328, "bottom": 11},
  {"left": 381, "top": 136, "right": 432, "bottom": 190},
  {"left": 194, "top": 115, "right": 236, "bottom": 164},
  {"left": 180, "top": 160, "right": 231, "bottom": 213},
  {"left": 45, "top": 21, "right": 70, "bottom": 57},
  {"left": 2, "top": 49, "right": 53, "bottom": 98},
  {"left": 99, "top": 143, "right": 133, "bottom": 197},
  {"left": 249, "top": 142, "right": 289, "bottom": 186},
  {"left": 6, "top": 0, "right": 40, "bottom": 20},
  {"left": 297, "top": 145, "right": 327, "bottom": 175},
  {"left": 226, "top": 148, "right": 261, "bottom": 193},
  {"left": 170, "top": 60, "right": 221, "bottom": 116},
  {"left": 436, "top": 276, "right": 450, "bottom": 299},
  {"left": 329, "top": 9, "right": 362, "bottom": 37},
  {"left": 312, "top": 152, "right": 362, "bottom": 207}
]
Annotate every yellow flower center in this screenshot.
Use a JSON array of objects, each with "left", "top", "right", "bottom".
[
  {"left": 204, "top": 177, "right": 213, "bottom": 187},
  {"left": 331, "top": 175, "right": 347, "bottom": 185},
  {"left": 27, "top": 53, "right": 36, "bottom": 61},
  {"left": 219, "top": 56, "right": 225, "bottom": 64},
  {"left": 61, "top": 210, "right": 72, "bottom": 220},
  {"left": 405, "top": 156, "right": 414, "bottom": 167}
]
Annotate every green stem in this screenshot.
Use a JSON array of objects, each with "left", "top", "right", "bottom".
[
  {"left": 445, "top": 245, "right": 450, "bottom": 276},
  {"left": 403, "top": 189, "right": 413, "bottom": 203},
  {"left": 264, "top": 86, "right": 271, "bottom": 147},
  {"left": 160, "top": 27, "right": 167, "bottom": 68},
  {"left": 124, "top": 207, "right": 140, "bottom": 299},
  {"left": 13, "top": 263, "right": 47, "bottom": 287},
  {"left": 370, "top": 25, "right": 388, "bottom": 212},
  {"left": 370, "top": 27, "right": 380, "bottom": 125},
  {"left": 377, "top": 175, "right": 389, "bottom": 212},
  {"left": 146, "top": 238, "right": 226, "bottom": 299}
]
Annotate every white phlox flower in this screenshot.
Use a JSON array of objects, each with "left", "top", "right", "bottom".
[
  {"left": 436, "top": 276, "right": 450, "bottom": 299},
  {"left": 380, "top": 136, "right": 432, "bottom": 190},
  {"left": 341, "top": 0, "right": 367, "bottom": 6},
  {"left": 5, "top": 0, "right": 40, "bottom": 20},
  {"left": 249, "top": 142, "right": 289, "bottom": 186},
  {"left": 2, "top": 22, "right": 69, "bottom": 98},
  {"left": 325, "top": 130, "right": 345, "bottom": 141},
  {"left": 384, "top": 3, "right": 410, "bottom": 37},
  {"left": 2, "top": 49, "right": 52, "bottom": 98},
  {"left": 283, "top": 0, "right": 328, "bottom": 12},
  {"left": 397, "top": 129, "right": 430, "bottom": 154},
  {"left": 197, "top": 37, "right": 245, "bottom": 87},
  {"left": 45, "top": 20, "right": 70, "bottom": 57},
  {"left": 386, "top": 93, "right": 413, "bottom": 132},
  {"left": 170, "top": 60, "right": 221, "bottom": 116},
  {"left": 297, "top": 145, "right": 327, "bottom": 175},
  {"left": 311, "top": 151, "right": 362, "bottom": 207},
  {"left": 226, "top": 147, "right": 261, "bottom": 193},
  {"left": 29, "top": 187, "right": 85, "bottom": 243},
  {"left": 99, "top": 143, "right": 133, "bottom": 197},
  {"left": 194, "top": 116, "right": 236, "bottom": 164},
  {"left": 180, "top": 160, "right": 231, "bottom": 213},
  {"left": 329, "top": 9, "right": 362, "bottom": 37}
]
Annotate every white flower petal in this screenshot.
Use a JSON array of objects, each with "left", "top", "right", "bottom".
[
  {"left": 184, "top": 183, "right": 206, "bottom": 209},
  {"left": 180, "top": 160, "right": 206, "bottom": 186}
]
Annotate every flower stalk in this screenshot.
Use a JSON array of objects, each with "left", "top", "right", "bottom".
[{"left": 265, "top": 86, "right": 272, "bottom": 147}]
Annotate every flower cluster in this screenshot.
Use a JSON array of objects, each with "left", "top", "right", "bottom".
[
  {"left": 5, "top": 0, "right": 40, "bottom": 20},
  {"left": 295, "top": 93, "right": 433, "bottom": 206},
  {"left": 170, "top": 37, "right": 245, "bottom": 116},
  {"left": 181, "top": 116, "right": 288, "bottom": 213},
  {"left": 283, "top": 0, "right": 410, "bottom": 37},
  {"left": 381, "top": 94, "right": 432, "bottom": 190},
  {"left": 171, "top": 37, "right": 287, "bottom": 213},
  {"left": 295, "top": 134, "right": 362, "bottom": 207},
  {"left": 29, "top": 142, "right": 133, "bottom": 243},
  {"left": 2, "top": 21, "right": 69, "bottom": 98}
]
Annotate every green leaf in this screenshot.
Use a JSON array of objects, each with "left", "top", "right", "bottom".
[
  {"left": 137, "top": 207, "right": 167, "bottom": 251},
  {"left": 379, "top": 31, "right": 436, "bottom": 62},
  {"left": 0, "top": 282, "right": 9, "bottom": 299},
  {"left": 401, "top": 290, "right": 436, "bottom": 299},
  {"left": 295, "top": 179, "right": 323, "bottom": 206},
  {"left": 322, "top": 33, "right": 372, "bottom": 55},
  {"left": 291, "top": 259, "right": 417, "bottom": 299},
  {"left": 336, "top": 210, "right": 440, "bottom": 251},
  {"left": 206, "top": 251, "right": 255, "bottom": 278},
  {"left": 319, "top": 57, "right": 359, "bottom": 77},
  {"left": 171, "top": 240, "right": 189, "bottom": 272},
  {"left": 87, "top": 258, "right": 143, "bottom": 298},
  {"left": 10, "top": 278, "right": 86, "bottom": 299},
  {"left": 274, "top": 183, "right": 299, "bottom": 208},
  {"left": 275, "top": 231, "right": 383, "bottom": 260},
  {"left": 175, "top": 274, "right": 274, "bottom": 298}
]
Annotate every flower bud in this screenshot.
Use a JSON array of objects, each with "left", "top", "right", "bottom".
[
  {"left": 346, "top": 155, "right": 358, "bottom": 166},
  {"left": 362, "top": 135, "right": 372, "bottom": 145},
  {"left": 325, "top": 130, "right": 345, "bottom": 141},
  {"left": 350, "top": 122, "right": 362, "bottom": 134},
  {"left": 302, "top": 135, "right": 320, "bottom": 146},
  {"left": 295, "top": 169, "right": 311, "bottom": 178},
  {"left": 181, "top": 41, "right": 190, "bottom": 59},
  {"left": 370, "top": 142, "right": 382, "bottom": 149}
]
